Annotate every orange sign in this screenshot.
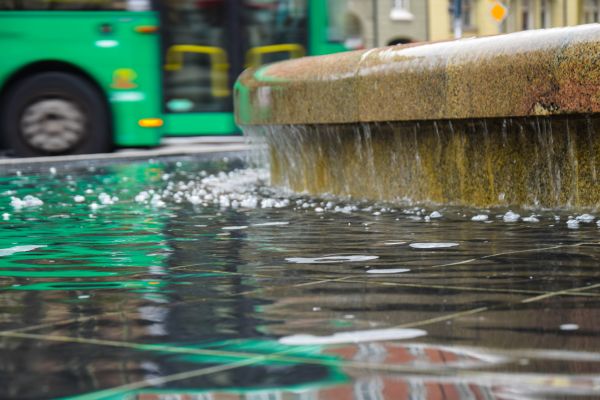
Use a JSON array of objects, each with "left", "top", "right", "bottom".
[{"left": 490, "top": 1, "right": 508, "bottom": 23}]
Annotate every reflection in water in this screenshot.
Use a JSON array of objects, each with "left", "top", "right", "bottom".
[{"left": 0, "top": 156, "right": 600, "bottom": 398}]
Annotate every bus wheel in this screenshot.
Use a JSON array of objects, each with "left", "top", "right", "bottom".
[{"left": 1, "top": 72, "right": 111, "bottom": 157}]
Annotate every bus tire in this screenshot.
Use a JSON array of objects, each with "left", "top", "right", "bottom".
[{"left": 1, "top": 72, "right": 111, "bottom": 157}]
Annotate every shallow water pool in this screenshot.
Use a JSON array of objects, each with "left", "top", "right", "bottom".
[{"left": 1, "top": 154, "right": 600, "bottom": 399}]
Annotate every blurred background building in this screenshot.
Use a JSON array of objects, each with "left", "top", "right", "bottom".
[{"left": 343, "top": 0, "right": 600, "bottom": 47}]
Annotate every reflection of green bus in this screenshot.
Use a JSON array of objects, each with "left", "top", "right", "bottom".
[{"left": 0, "top": 0, "right": 359, "bottom": 157}]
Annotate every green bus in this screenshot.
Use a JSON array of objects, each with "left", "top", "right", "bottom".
[{"left": 0, "top": 0, "right": 360, "bottom": 157}]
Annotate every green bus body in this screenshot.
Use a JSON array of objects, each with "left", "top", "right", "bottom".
[
  {"left": 0, "top": 1, "right": 356, "bottom": 156},
  {"left": 0, "top": 11, "right": 163, "bottom": 148}
]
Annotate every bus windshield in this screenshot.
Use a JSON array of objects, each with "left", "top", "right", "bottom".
[{"left": 0, "top": 0, "right": 152, "bottom": 11}]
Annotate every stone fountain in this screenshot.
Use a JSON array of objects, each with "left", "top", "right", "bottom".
[{"left": 234, "top": 25, "right": 600, "bottom": 208}]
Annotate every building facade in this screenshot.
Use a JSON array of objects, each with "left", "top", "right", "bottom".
[{"left": 343, "top": 0, "right": 600, "bottom": 48}]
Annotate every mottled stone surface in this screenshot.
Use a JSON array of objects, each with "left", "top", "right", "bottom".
[
  {"left": 251, "top": 116, "right": 600, "bottom": 208},
  {"left": 236, "top": 26, "right": 600, "bottom": 208},
  {"left": 235, "top": 25, "right": 600, "bottom": 125}
]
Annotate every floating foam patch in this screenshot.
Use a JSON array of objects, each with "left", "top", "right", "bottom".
[{"left": 279, "top": 328, "right": 427, "bottom": 345}]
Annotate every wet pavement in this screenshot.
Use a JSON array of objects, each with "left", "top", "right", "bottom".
[{"left": 1, "top": 154, "right": 600, "bottom": 399}]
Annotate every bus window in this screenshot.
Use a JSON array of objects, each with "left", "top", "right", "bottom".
[{"left": 162, "top": 0, "right": 230, "bottom": 114}]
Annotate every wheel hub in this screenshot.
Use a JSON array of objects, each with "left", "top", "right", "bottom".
[{"left": 20, "top": 99, "right": 86, "bottom": 153}]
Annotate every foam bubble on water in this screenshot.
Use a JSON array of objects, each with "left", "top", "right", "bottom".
[
  {"left": 367, "top": 268, "right": 411, "bottom": 274},
  {"left": 49, "top": 167, "right": 56, "bottom": 175},
  {"left": 576, "top": 214, "right": 595, "bottom": 223},
  {"left": 522, "top": 215, "right": 540, "bottom": 223},
  {"left": 261, "top": 199, "right": 276, "bottom": 208},
  {"left": 135, "top": 191, "right": 150, "bottom": 203},
  {"left": 286, "top": 255, "right": 379, "bottom": 264},
  {"left": 10, "top": 195, "right": 43, "bottom": 209},
  {"left": 89, "top": 202, "right": 100, "bottom": 211},
  {"left": 279, "top": 328, "right": 427, "bottom": 345},
  {"left": 73, "top": 195, "right": 85, "bottom": 203},
  {"left": 150, "top": 195, "right": 165, "bottom": 208},
  {"left": 222, "top": 226, "right": 248, "bottom": 231},
  {"left": 471, "top": 214, "right": 489, "bottom": 222},
  {"left": 2, "top": 213, "right": 10, "bottom": 221},
  {"left": 251, "top": 221, "right": 289, "bottom": 227},
  {"left": 0, "top": 245, "right": 46, "bottom": 257},
  {"left": 98, "top": 193, "right": 116, "bottom": 205},
  {"left": 315, "top": 207, "right": 324, "bottom": 213},
  {"left": 429, "top": 211, "right": 442, "bottom": 219},
  {"left": 240, "top": 196, "right": 258, "bottom": 209},
  {"left": 410, "top": 242, "right": 459, "bottom": 249},
  {"left": 503, "top": 211, "right": 520, "bottom": 222},
  {"left": 566, "top": 218, "right": 580, "bottom": 229},
  {"left": 560, "top": 324, "right": 579, "bottom": 331}
]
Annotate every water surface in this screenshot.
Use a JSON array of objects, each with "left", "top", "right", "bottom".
[{"left": 1, "top": 155, "right": 600, "bottom": 399}]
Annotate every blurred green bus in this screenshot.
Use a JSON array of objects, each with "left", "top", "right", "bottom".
[{"left": 0, "top": 0, "right": 361, "bottom": 157}]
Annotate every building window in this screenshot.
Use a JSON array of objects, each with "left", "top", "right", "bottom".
[
  {"left": 540, "top": 0, "right": 551, "bottom": 28},
  {"left": 463, "top": 0, "right": 474, "bottom": 28},
  {"left": 584, "top": 0, "right": 600, "bottom": 23},
  {"left": 390, "top": 0, "right": 414, "bottom": 21},
  {"left": 521, "top": 0, "right": 534, "bottom": 30}
]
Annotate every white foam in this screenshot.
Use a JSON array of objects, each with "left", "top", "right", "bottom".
[
  {"left": 251, "top": 221, "right": 290, "bottom": 227},
  {"left": 73, "top": 195, "right": 85, "bottom": 203},
  {"left": 383, "top": 241, "right": 407, "bottom": 246},
  {"left": 367, "top": 268, "right": 411, "bottom": 274},
  {"left": 410, "top": 242, "right": 459, "bottom": 249},
  {"left": 576, "top": 214, "right": 595, "bottom": 223},
  {"left": 503, "top": 211, "right": 521, "bottom": 222},
  {"left": 566, "top": 219, "right": 580, "bottom": 229},
  {"left": 10, "top": 195, "right": 43, "bottom": 209},
  {"left": 429, "top": 211, "right": 443, "bottom": 219},
  {"left": 222, "top": 226, "right": 248, "bottom": 231},
  {"left": 471, "top": 214, "right": 488, "bottom": 221},
  {"left": 0, "top": 245, "right": 46, "bottom": 257},
  {"left": 560, "top": 324, "right": 579, "bottom": 331},
  {"left": 279, "top": 328, "right": 427, "bottom": 345},
  {"left": 522, "top": 216, "right": 540, "bottom": 223},
  {"left": 286, "top": 255, "right": 379, "bottom": 264}
]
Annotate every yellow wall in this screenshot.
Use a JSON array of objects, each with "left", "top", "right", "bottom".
[{"left": 428, "top": 0, "right": 593, "bottom": 41}]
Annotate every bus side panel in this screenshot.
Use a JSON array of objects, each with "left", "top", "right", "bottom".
[{"left": 0, "top": 11, "right": 163, "bottom": 147}]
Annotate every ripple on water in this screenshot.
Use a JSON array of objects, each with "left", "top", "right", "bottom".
[
  {"left": 279, "top": 328, "right": 427, "bottom": 345},
  {"left": 285, "top": 255, "right": 379, "bottom": 264},
  {"left": 221, "top": 226, "right": 248, "bottom": 231},
  {"left": 251, "top": 221, "right": 290, "bottom": 227},
  {"left": 409, "top": 243, "right": 459, "bottom": 249}
]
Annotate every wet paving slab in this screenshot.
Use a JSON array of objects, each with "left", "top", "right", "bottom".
[{"left": 1, "top": 155, "right": 600, "bottom": 399}]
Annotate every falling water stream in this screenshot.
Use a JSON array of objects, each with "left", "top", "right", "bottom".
[{"left": 247, "top": 116, "right": 600, "bottom": 209}]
